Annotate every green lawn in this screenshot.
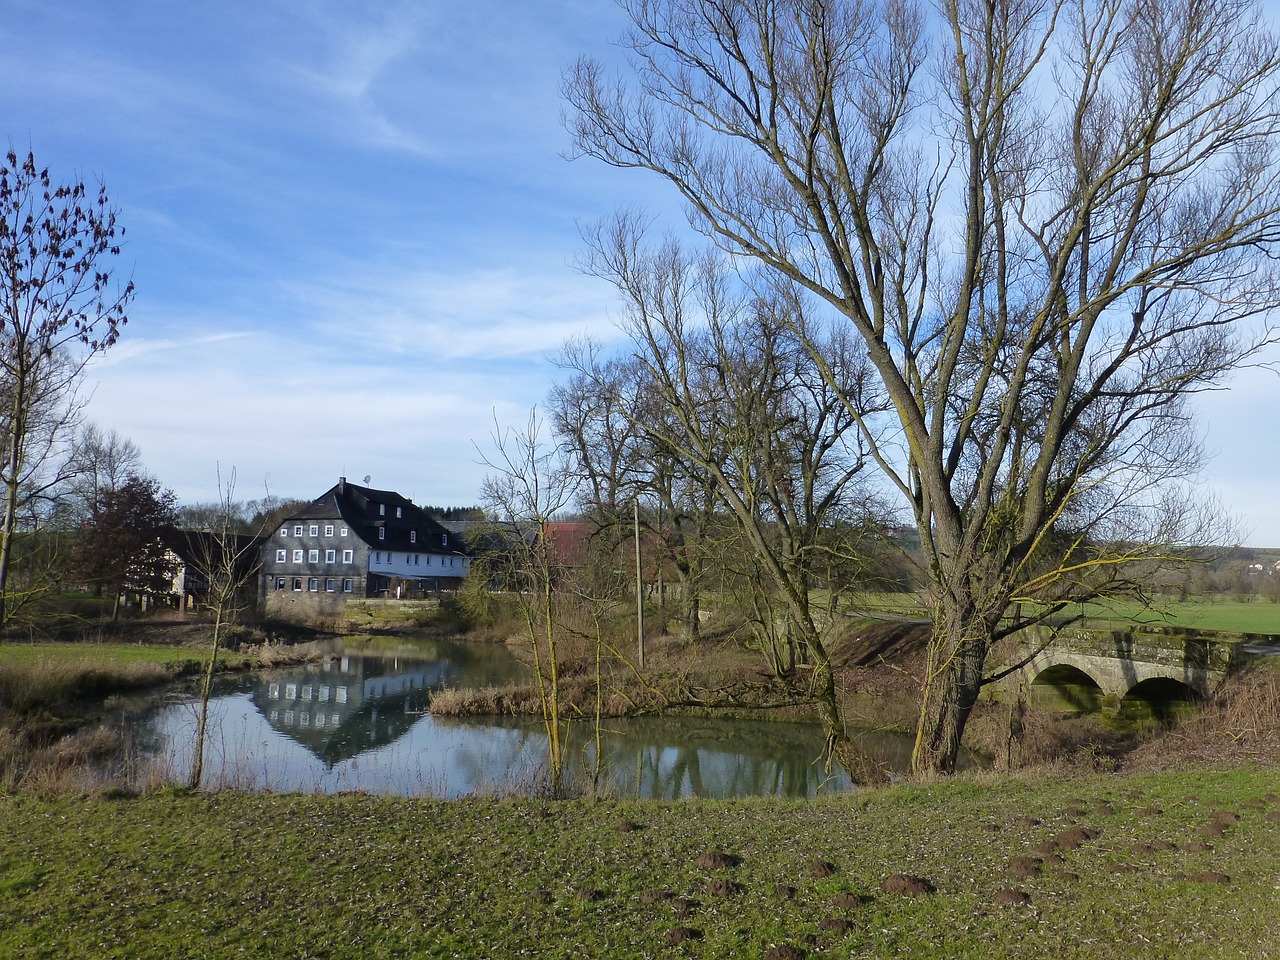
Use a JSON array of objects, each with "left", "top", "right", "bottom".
[
  {"left": 1074, "top": 599, "right": 1280, "bottom": 635},
  {"left": 839, "top": 593, "right": 1280, "bottom": 635},
  {"left": 1, "top": 768, "right": 1277, "bottom": 959}
]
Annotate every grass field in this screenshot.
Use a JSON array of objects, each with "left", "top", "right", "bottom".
[
  {"left": 1073, "top": 599, "right": 1280, "bottom": 635},
  {"left": 0, "top": 768, "right": 1276, "bottom": 959},
  {"left": 844, "top": 592, "right": 1280, "bottom": 635}
]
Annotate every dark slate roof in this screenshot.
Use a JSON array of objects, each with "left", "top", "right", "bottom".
[
  {"left": 284, "top": 478, "right": 466, "bottom": 555},
  {"left": 160, "top": 527, "right": 264, "bottom": 575}
]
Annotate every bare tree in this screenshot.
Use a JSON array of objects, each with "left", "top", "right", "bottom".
[
  {"left": 567, "top": 222, "right": 887, "bottom": 767},
  {"left": 550, "top": 339, "right": 720, "bottom": 641},
  {"left": 188, "top": 468, "right": 265, "bottom": 789},
  {"left": 565, "top": 0, "right": 1280, "bottom": 773},
  {"left": 479, "top": 410, "right": 582, "bottom": 788},
  {"left": 0, "top": 150, "right": 132, "bottom": 630},
  {"left": 62, "top": 424, "right": 142, "bottom": 527}
]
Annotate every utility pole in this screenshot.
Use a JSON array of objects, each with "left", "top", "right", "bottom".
[{"left": 634, "top": 498, "right": 644, "bottom": 669}]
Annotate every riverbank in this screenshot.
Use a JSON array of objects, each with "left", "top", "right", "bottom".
[
  {"left": 0, "top": 624, "right": 326, "bottom": 792},
  {"left": 5, "top": 617, "right": 1277, "bottom": 792},
  {"left": 1, "top": 766, "right": 1276, "bottom": 959}
]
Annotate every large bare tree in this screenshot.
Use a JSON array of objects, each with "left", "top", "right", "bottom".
[
  {"left": 565, "top": 0, "right": 1280, "bottom": 773},
  {"left": 563, "top": 219, "right": 888, "bottom": 766},
  {"left": 0, "top": 150, "right": 132, "bottom": 629}
]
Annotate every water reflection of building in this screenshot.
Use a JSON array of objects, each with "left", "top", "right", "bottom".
[{"left": 249, "top": 654, "right": 451, "bottom": 767}]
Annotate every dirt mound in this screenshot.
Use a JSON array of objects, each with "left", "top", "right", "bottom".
[{"left": 881, "top": 873, "right": 935, "bottom": 896}]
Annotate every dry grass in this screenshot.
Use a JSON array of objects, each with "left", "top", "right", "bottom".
[
  {"left": 0, "top": 657, "right": 173, "bottom": 793},
  {"left": 963, "top": 702, "right": 1129, "bottom": 774},
  {"left": 1124, "top": 662, "right": 1280, "bottom": 771},
  {"left": 0, "top": 657, "right": 172, "bottom": 712}
]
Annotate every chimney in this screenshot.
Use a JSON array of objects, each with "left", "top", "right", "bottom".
[{"left": 338, "top": 476, "right": 346, "bottom": 495}]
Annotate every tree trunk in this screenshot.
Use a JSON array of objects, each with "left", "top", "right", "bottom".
[
  {"left": 0, "top": 393, "right": 27, "bottom": 635},
  {"left": 190, "top": 611, "right": 224, "bottom": 789},
  {"left": 679, "top": 577, "right": 699, "bottom": 642},
  {"left": 808, "top": 640, "right": 850, "bottom": 773},
  {"left": 911, "top": 610, "right": 994, "bottom": 775}
]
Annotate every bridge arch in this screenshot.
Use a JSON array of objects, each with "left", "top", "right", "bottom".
[
  {"left": 1122, "top": 676, "right": 1202, "bottom": 721},
  {"left": 1012, "top": 626, "right": 1229, "bottom": 707},
  {"left": 1027, "top": 663, "right": 1105, "bottom": 711}
]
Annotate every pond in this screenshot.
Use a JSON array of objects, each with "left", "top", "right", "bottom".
[{"left": 135, "top": 638, "right": 925, "bottom": 799}]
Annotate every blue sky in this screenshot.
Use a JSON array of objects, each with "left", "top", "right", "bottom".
[{"left": 2, "top": 0, "right": 1277, "bottom": 545}]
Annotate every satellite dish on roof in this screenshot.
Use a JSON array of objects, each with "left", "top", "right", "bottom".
[{"left": 363, "top": 475, "right": 371, "bottom": 484}]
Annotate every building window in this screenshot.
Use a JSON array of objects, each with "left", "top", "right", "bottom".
[
  {"left": 286, "top": 683, "right": 297, "bottom": 700},
  {"left": 292, "top": 577, "right": 303, "bottom": 591},
  {"left": 324, "top": 524, "right": 334, "bottom": 537},
  {"left": 302, "top": 685, "right": 313, "bottom": 702},
  {"left": 379, "top": 503, "right": 385, "bottom": 516},
  {"left": 336, "top": 686, "right": 348, "bottom": 704},
  {"left": 374, "top": 551, "right": 381, "bottom": 562},
  {"left": 378, "top": 527, "right": 385, "bottom": 540},
  {"left": 410, "top": 530, "right": 416, "bottom": 544},
  {"left": 309, "top": 524, "right": 319, "bottom": 536},
  {"left": 414, "top": 554, "right": 420, "bottom": 565},
  {"left": 294, "top": 524, "right": 303, "bottom": 536},
  {"left": 308, "top": 577, "right": 319, "bottom": 592},
  {"left": 443, "top": 533, "right": 448, "bottom": 546},
  {"left": 340, "top": 526, "right": 348, "bottom": 536},
  {"left": 308, "top": 549, "right": 319, "bottom": 562},
  {"left": 342, "top": 578, "right": 353, "bottom": 593},
  {"left": 292, "top": 549, "right": 303, "bottom": 563},
  {"left": 325, "top": 578, "right": 335, "bottom": 592},
  {"left": 325, "top": 549, "right": 336, "bottom": 563},
  {"left": 275, "top": 577, "right": 285, "bottom": 590},
  {"left": 318, "top": 685, "right": 329, "bottom": 702},
  {"left": 396, "top": 506, "right": 402, "bottom": 518},
  {"left": 342, "top": 549, "right": 353, "bottom": 563},
  {"left": 268, "top": 683, "right": 280, "bottom": 700},
  {"left": 276, "top": 549, "right": 287, "bottom": 563},
  {"left": 279, "top": 526, "right": 287, "bottom": 537}
]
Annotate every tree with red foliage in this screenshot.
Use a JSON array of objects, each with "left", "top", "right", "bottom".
[{"left": 74, "top": 474, "right": 177, "bottom": 618}]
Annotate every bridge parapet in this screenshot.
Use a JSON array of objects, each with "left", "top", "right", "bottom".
[{"left": 1009, "top": 625, "right": 1244, "bottom": 702}]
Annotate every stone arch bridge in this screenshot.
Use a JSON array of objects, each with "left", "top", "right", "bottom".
[{"left": 1006, "top": 625, "right": 1254, "bottom": 704}]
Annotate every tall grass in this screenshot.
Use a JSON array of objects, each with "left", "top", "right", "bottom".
[
  {"left": 0, "top": 658, "right": 172, "bottom": 793},
  {"left": 0, "top": 656, "right": 172, "bottom": 712}
]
